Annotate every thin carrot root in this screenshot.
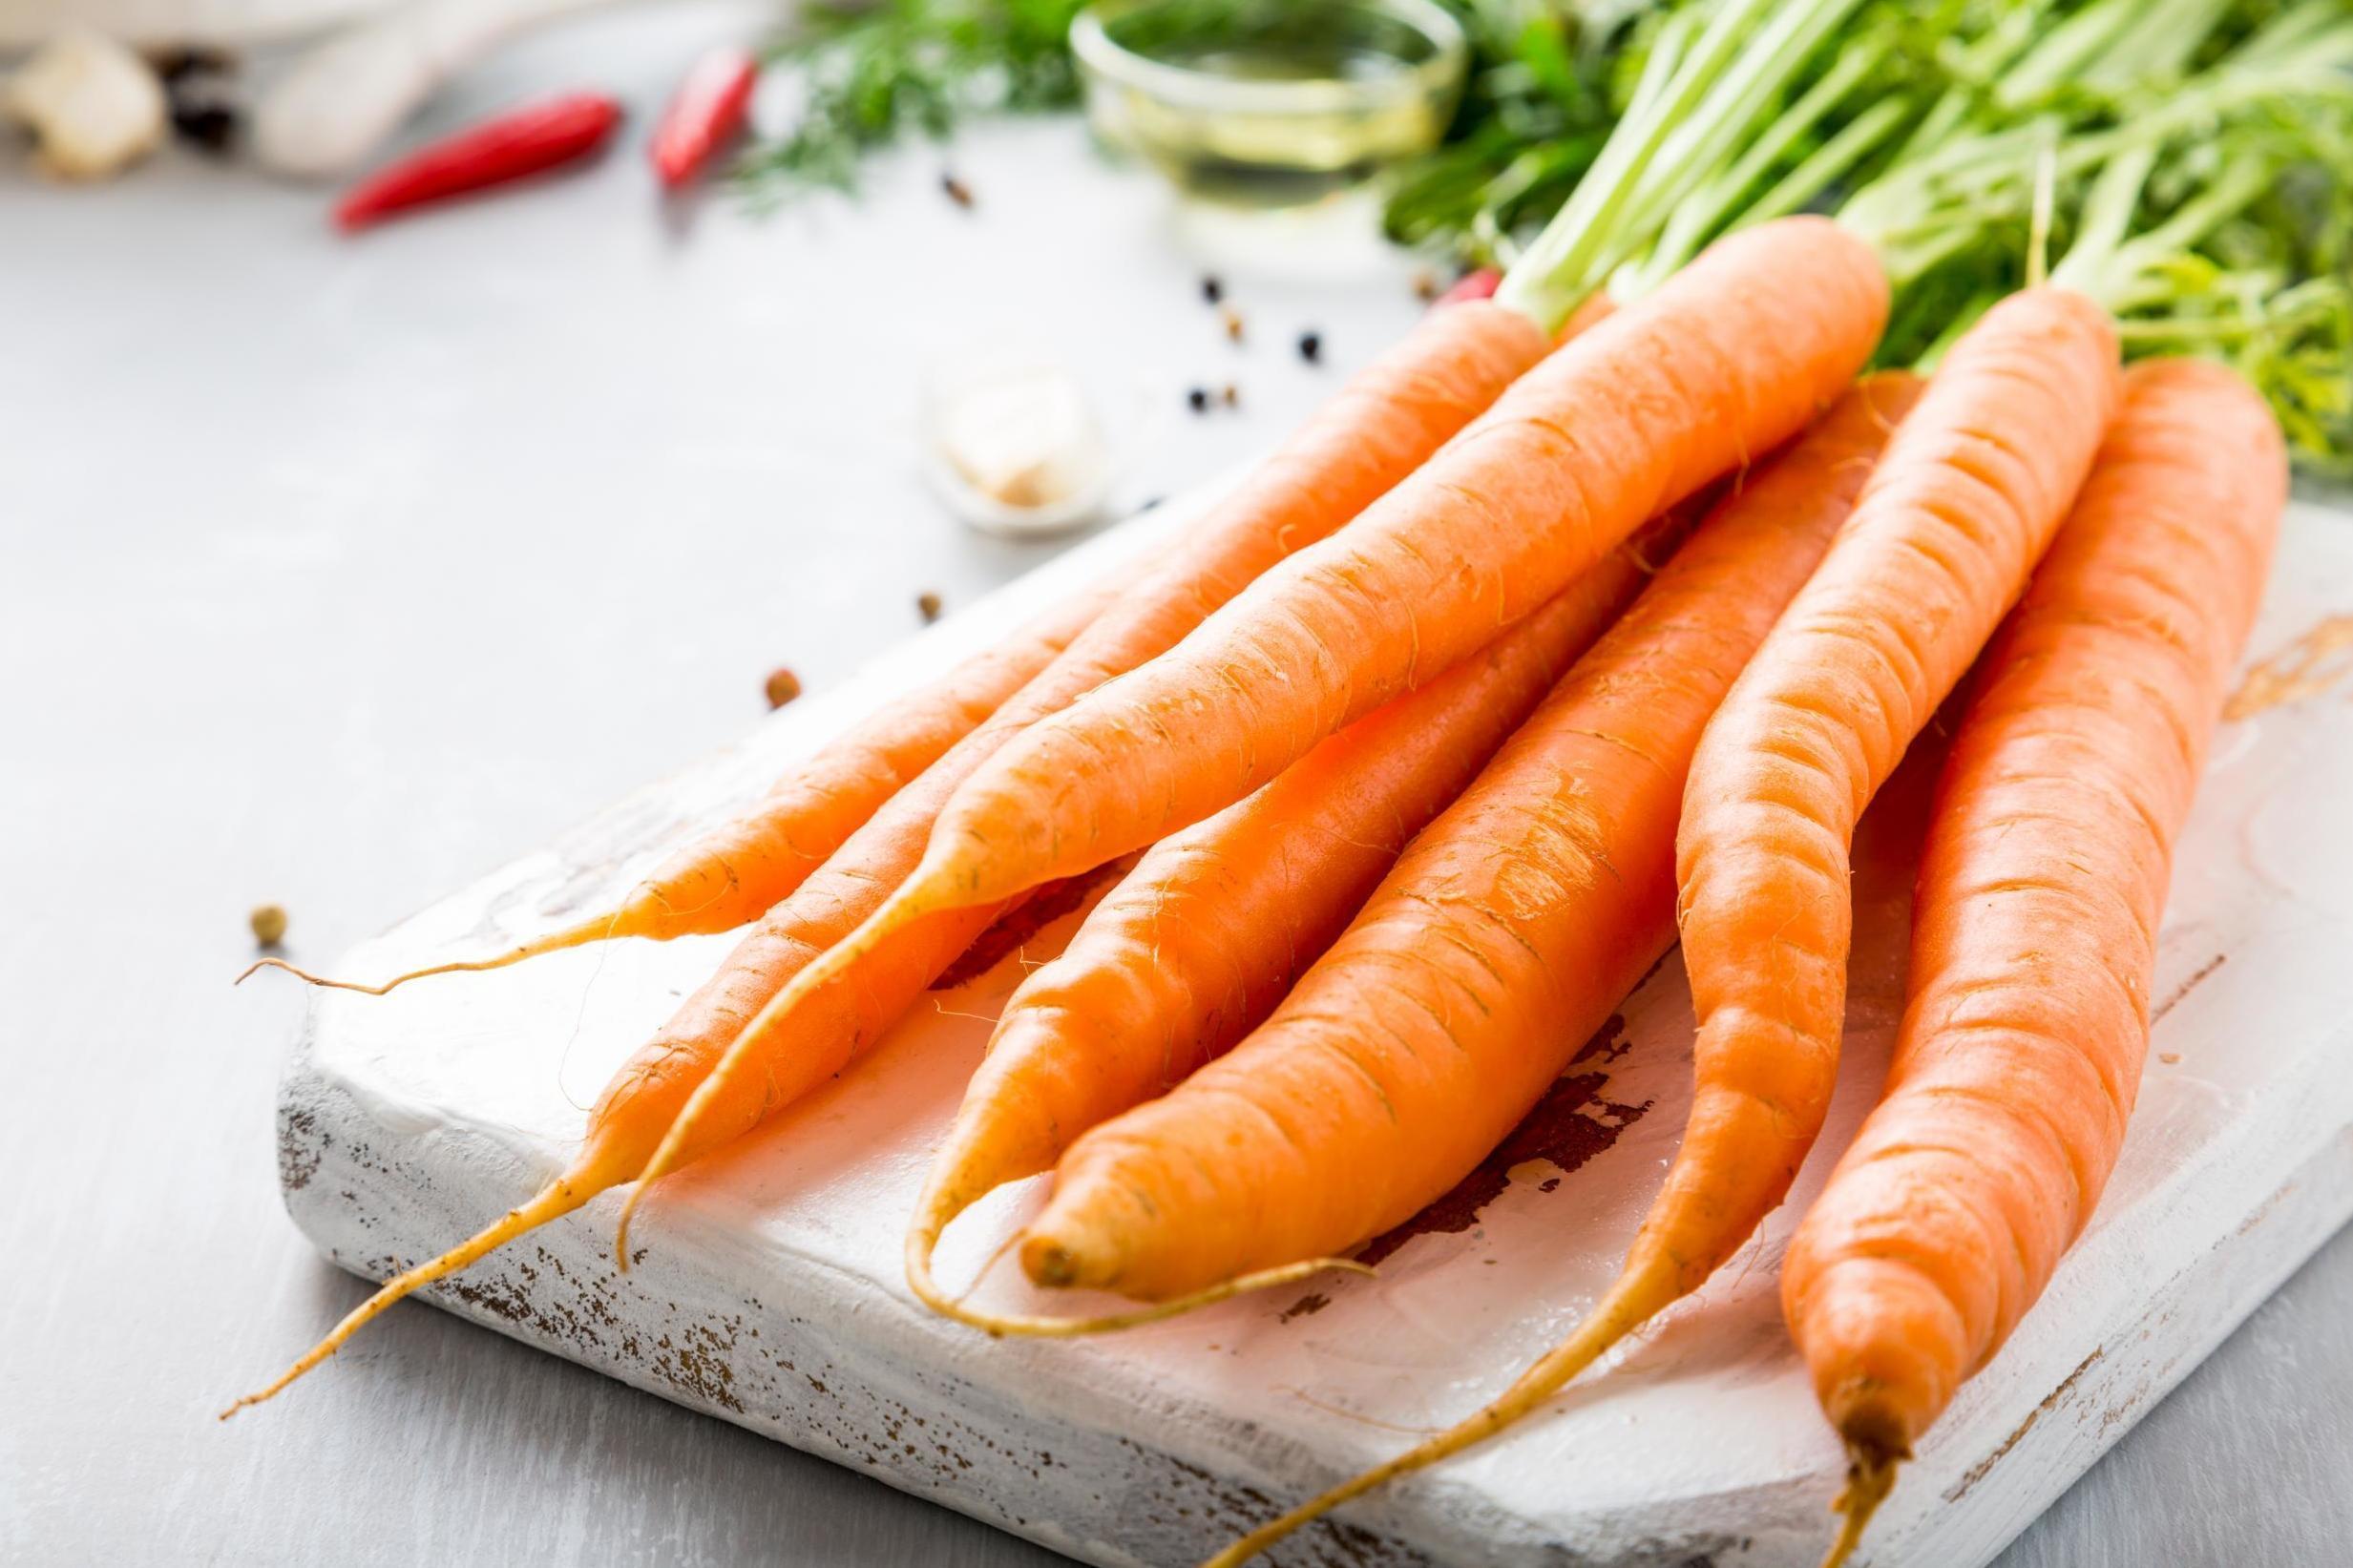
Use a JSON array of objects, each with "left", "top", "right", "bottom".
[
  {"left": 1820, "top": 1443, "right": 1901, "bottom": 1568},
  {"left": 1206, "top": 1261, "right": 1675, "bottom": 1566},
  {"left": 220, "top": 1178, "right": 591, "bottom": 1417},
  {"left": 947, "top": 1227, "right": 1026, "bottom": 1309},
  {"left": 907, "top": 1211, "right": 1369, "bottom": 1339},
  {"left": 233, "top": 912, "right": 623, "bottom": 996},
  {"left": 614, "top": 875, "right": 951, "bottom": 1267}
]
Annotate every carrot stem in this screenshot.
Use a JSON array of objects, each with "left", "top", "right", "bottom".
[
  {"left": 1499, "top": 0, "right": 1864, "bottom": 330},
  {"left": 1845, "top": 45, "right": 2352, "bottom": 267},
  {"left": 2025, "top": 139, "right": 2058, "bottom": 290},
  {"left": 1635, "top": 49, "right": 1897, "bottom": 291},
  {"left": 1605, "top": 0, "right": 1867, "bottom": 276}
]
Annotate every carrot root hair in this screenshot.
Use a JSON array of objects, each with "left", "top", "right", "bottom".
[
  {"left": 614, "top": 873, "right": 953, "bottom": 1268},
  {"left": 903, "top": 1190, "right": 985, "bottom": 1318},
  {"left": 1206, "top": 1259, "right": 1676, "bottom": 1566},
  {"left": 233, "top": 909, "right": 628, "bottom": 997},
  {"left": 220, "top": 1177, "right": 592, "bottom": 1417},
  {"left": 913, "top": 1231, "right": 1368, "bottom": 1342},
  {"left": 907, "top": 1175, "right": 1373, "bottom": 1339},
  {"left": 1819, "top": 1441, "right": 1901, "bottom": 1568}
]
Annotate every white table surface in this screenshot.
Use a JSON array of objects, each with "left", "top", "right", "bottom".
[{"left": 5, "top": 5, "right": 2347, "bottom": 1563}]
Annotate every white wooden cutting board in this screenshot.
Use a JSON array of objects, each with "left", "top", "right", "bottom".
[{"left": 274, "top": 488, "right": 2353, "bottom": 1568}]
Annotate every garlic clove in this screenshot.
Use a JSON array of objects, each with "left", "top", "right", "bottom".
[
  {"left": 920, "top": 355, "right": 1118, "bottom": 537},
  {"left": 7, "top": 30, "right": 167, "bottom": 181}
]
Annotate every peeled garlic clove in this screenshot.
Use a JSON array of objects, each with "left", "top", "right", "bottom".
[
  {"left": 922, "top": 356, "right": 1115, "bottom": 537},
  {"left": 7, "top": 30, "right": 167, "bottom": 181}
]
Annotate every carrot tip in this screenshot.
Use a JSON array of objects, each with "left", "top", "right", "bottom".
[
  {"left": 928, "top": 1254, "right": 1369, "bottom": 1339},
  {"left": 232, "top": 954, "right": 416, "bottom": 997},
  {"left": 228, "top": 1181, "right": 594, "bottom": 1418},
  {"left": 237, "top": 955, "right": 345, "bottom": 988},
  {"left": 1819, "top": 1443, "right": 1901, "bottom": 1568},
  {"left": 234, "top": 917, "right": 627, "bottom": 997},
  {"left": 1211, "top": 1260, "right": 1680, "bottom": 1563},
  {"left": 217, "top": 1384, "right": 279, "bottom": 1420},
  {"left": 613, "top": 1193, "right": 642, "bottom": 1272}
]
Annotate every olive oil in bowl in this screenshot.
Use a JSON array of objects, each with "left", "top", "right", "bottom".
[{"left": 1073, "top": 0, "right": 1467, "bottom": 205}]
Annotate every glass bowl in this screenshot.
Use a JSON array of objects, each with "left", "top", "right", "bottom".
[{"left": 1072, "top": 0, "right": 1468, "bottom": 206}]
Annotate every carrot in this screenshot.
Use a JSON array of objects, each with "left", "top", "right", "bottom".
[
  {"left": 710, "top": 217, "right": 1891, "bottom": 1170},
  {"left": 925, "top": 218, "right": 1884, "bottom": 905},
  {"left": 1788, "top": 358, "right": 2284, "bottom": 1566},
  {"left": 240, "top": 567, "right": 1128, "bottom": 996},
  {"left": 599, "top": 297, "right": 1572, "bottom": 1253},
  {"left": 906, "top": 505, "right": 1698, "bottom": 1333},
  {"left": 613, "top": 0, "right": 1868, "bottom": 1257},
  {"left": 1019, "top": 375, "right": 1919, "bottom": 1330},
  {"left": 1207, "top": 290, "right": 2119, "bottom": 1565},
  {"left": 223, "top": 296, "right": 1556, "bottom": 1412}
]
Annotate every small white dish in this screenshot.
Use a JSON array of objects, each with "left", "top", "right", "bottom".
[{"left": 917, "top": 348, "right": 1138, "bottom": 538}]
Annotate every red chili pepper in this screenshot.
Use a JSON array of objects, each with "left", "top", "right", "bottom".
[
  {"left": 650, "top": 48, "right": 758, "bottom": 190},
  {"left": 334, "top": 93, "right": 624, "bottom": 232},
  {"left": 1435, "top": 266, "right": 1502, "bottom": 306}
]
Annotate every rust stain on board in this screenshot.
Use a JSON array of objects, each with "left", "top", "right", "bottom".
[
  {"left": 931, "top": 856, "right": 1136, "bottom": 992},
  {"left": 1278, "top": 1292, "right": 1331, "bottom": 1324},
  {"left": 1943, "top": 1348, "right": 2105, "bottom": 1502},
  {"left": 2226, "top": 612, "right": 2353, "bottom": 720},
  {"left": 2152, "top": 953, "right": 2226, "bottom": 1023},
  {"left": 1353, "top": 1012, "right": 1650, "bottom": 1271},
  {"left": 278, "top": 1106, "right": 324, "bottom": 1193},
  {"left": 648, "top": 1322, "right": 746, "bottom": 1413}
]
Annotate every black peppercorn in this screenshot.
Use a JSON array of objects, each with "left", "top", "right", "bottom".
[{"left": 158, "top": 46, "right": 242, "bottom": 155}]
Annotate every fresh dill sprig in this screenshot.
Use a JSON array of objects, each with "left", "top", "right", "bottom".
[{"left": 733, "top": 0, "right": 1092, "bottom": 202}]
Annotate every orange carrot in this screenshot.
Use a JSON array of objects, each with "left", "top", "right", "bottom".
[
  {"left": 620, "top": 578, "right": 1124, "bottom": 934},
  {"left": 702, "top": 218, "right": 1890, "bottom": 1191},
  {"left": 241, "top": 568, "right": 1127, "bottom": 996},
  {"left": 1208, "top": 291, "right": 2119, "bottom": 1565},
  {"left": 1019, "top": 375, "right": 1919, "bottom": 1327},
  {"left": 929, "top": 857, "right": 1138, "bottom": 993},
  {"left": 915, "top": 219, "right": 1886, "bottom": 909},
  {"left": 224, "top": 297, "right": 1557, "bottom": 1412},
  {"left": 603, "top": 297, "right": 1568, "bottom": 1250},
  {"left": 1787, "top": 359, "right": 2284, "bottom": 1565},
  {"left": 907, "top": 506, "right": 1698, "bottom": 1332}
]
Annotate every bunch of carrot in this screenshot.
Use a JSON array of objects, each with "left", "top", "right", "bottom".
[
  {"left": 236, "top": 2, "right": 2318, "bottom": 1561},
  {"left": 231, "top": 0, "right": 1838, "bottom": 1404}
]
